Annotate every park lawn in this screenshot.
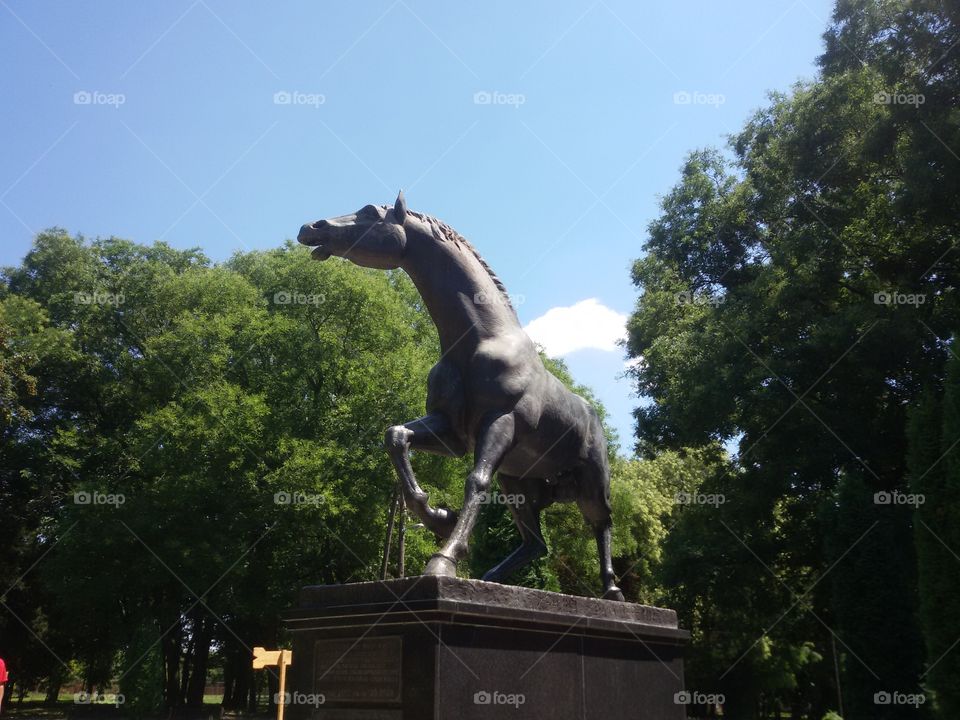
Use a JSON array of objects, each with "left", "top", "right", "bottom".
[{"left": 2, "top": 698, "right": 271, "bottom": 720}]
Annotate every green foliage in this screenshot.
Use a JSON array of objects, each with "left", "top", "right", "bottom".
[
  {"left": 0, "top": 233, "right": 467, "bottom": 711},
  {"left": 910, "top": 353, "right": 960, "bottom": 717},
  {"left": 628, "top": 0, "right": 959, "bottom": 715},
  {"left": 119, "top": 626, "right": 164, "bottom": 719},
  {"left": 823, "top": 472, "right": 927, "bottom": 719},
  {"left": 610, "top": 447, "right": 724, "bottom": 604}
]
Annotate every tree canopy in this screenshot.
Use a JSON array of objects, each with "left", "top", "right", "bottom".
[{"left": 626, "top": 0, "right": 959, "bottom": 717}]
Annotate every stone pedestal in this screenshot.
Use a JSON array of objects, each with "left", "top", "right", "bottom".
[{"left": 283, "top": 576, "right": 688, "bottom": 720}]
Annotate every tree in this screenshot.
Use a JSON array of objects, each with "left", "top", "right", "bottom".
[
  {"left": 910, "top": 350, "right": 960, "bottom": 717},
  {"left": 627, "top": 1, "right": 959, "bottom": 715},
  {"left": 823, "top": 471, "right": 926, "bottom": 719},
  {"left": 2, "top": 233, "right": 474, "bottom": 714},
  {"left": 0, "top": 284, "right": 85, "bottom": 703}
]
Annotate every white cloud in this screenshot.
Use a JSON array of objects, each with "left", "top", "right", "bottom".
[{"left": 524, "top": 298, "right": 627, "bottom": 357}]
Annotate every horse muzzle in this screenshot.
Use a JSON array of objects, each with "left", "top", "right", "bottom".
[
  {"left": 298, "top": 221, "right": 326, "bottom": 245},
  {"left": 298, "top": 222, "right": 333, "bottom": 260}
]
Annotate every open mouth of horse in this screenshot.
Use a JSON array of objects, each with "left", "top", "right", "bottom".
[{"left": 297, "top": 223, "right": 333, "bottom": 260}]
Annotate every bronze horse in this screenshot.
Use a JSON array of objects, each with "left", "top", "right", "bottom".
[{"left": 298, "top": 192, "right": 623, "bottom": 600}]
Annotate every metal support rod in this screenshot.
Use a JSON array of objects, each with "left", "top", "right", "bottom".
[
  {"left": 380, "top": 483, "right": 400, "bottom": 579},
  {"left": 398, "top": 491, "right": 406, "bottom": 577}
]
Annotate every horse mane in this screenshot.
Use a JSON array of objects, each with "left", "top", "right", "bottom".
[{"left": 408, "top": 210, "right": 518, "bottom": 319}]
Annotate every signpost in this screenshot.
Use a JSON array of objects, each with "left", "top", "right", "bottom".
[{"left": 252, "top": 647, "right": 293, "bottom": 720}]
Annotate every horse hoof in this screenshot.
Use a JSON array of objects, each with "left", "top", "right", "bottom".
[
  {"left": 602, "top": 586, "right": 625, "bottom": 602},
  {"left": 424, "top": 553, "right": 457, "bottom": 577}
]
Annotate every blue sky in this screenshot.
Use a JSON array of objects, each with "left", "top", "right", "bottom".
[{"left": 1, "top": 0, "right": 834, "bottom": 453}]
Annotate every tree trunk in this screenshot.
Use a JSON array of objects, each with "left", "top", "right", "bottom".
[
  {"left": 247, "top": 668, "right": 259, "bottom": 714},
  {"left": 179, "top": 621, "right": 196, "bottom": 708},
  {"left": 162, "top": 623, "right": 182, "bottom": 710},
  {"left": 224, "top": 647, "right": 251, "bottom": 711},
  {"left": 221, "top": 657, "right": 234, "bottom": 710},
  {"left": 185, "top": 616, "right": 211, "bottom": 708},
  {"left": 45, "top": 667, "right": 62, "bottom": 704}
]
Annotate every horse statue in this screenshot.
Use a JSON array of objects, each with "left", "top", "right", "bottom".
[{"left": 298, "top": 192, "right": 624, "bottom": 600}]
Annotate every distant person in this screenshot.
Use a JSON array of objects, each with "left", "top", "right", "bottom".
[{"left": 0, "top": 655, "right": 7, "bottom": 715}]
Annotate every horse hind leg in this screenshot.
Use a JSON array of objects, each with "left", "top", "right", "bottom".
[
  {"left": 575, "top": 458, "right": 624, "bottom": 601},
  {"left": 480, "top": 474, "right": 547, "bottom": 583}
]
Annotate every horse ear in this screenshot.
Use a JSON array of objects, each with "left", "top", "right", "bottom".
[{"left": 394, "top": 190, "right": 407, "bottom": 223}]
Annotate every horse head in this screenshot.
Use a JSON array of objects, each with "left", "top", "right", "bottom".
[{"left": 298, "top": 191, "right": 414, "bottom": 269}]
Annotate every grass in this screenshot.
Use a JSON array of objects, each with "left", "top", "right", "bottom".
[{"left": 1, "top": 699, "right": 272, "bottom": 720}]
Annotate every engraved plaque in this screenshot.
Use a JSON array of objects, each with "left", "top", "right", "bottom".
[{"left": 313, "top": 636, "right": 403, "bottom": 704}]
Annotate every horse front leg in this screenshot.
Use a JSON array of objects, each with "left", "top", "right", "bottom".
[
  {"left": 384, "top": 412, "right": 466, "bottom": 539},
  {"left": 424, "top": 413, "right": 516, "bottom": 577}
]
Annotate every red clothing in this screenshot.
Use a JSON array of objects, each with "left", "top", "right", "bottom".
[{"left": 0, "top": 656, "right": 7, "bottom": 683}]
